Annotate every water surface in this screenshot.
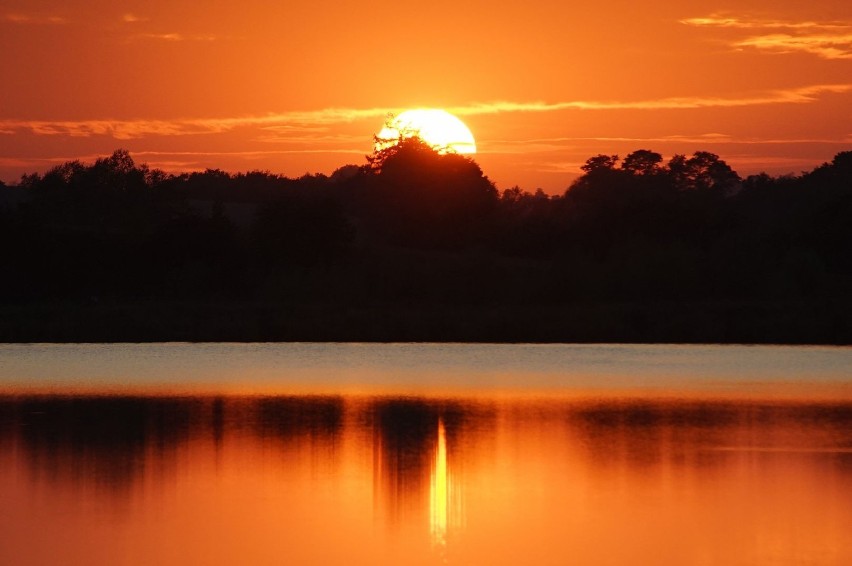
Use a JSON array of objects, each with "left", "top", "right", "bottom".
[
  {"left": 2, "top": 342, "right": 851, "bottom": 398},
  {"left": 1, "top": 343, "right": 851, "bottom": 565}
]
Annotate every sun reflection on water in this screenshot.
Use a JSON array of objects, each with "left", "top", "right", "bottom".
[
  {"left": 430, "top": 419, "right": 448, "bottom": 548},
  {"left": 429, "top": 417, "right": 464, "bottom": 556}
]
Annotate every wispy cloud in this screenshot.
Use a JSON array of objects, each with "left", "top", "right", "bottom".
[
  {"left": 195, "top": 108, "right": 396, "bottom": 129},
  {"left": 452, "top": 84, "right": 851, "bottom": 113},
  {"left": 482, "top": 135, "right": 720, "bottom": 155},
  {"left": 255, "top": 133, "right": 367, "bottom": 144},
  {"left": 119, "top": 12, "right": 222, "bottom": 42},
  {"left": 489, "top": 133, "right": 851, "bottom": 146},
  {"left": 3, "top": 13, "right": 66, "bottom": 25},
  {"left": 258, "top": 125, "right": 333, "bottom": 134},
  {"left": 122, "top": 13, "right": 148, "bottom": 23},
  {"left": 682, "top": 14, "right": 852, "bottom": 60},
  {"left": 0, "top": 108, "right": 396, "bottom": 139},
  {"left": 0, "top": 119, "right": 200, "bottom": 139},
  {"left": 135, "top": 149, "right": 365, "bottom": 158},
  {"left": 681, "top": 15, "right": 847, "bottom": 30},
  {"left": 734, "top": 33, "right": 852, "bottom": 60},
  {"left": 481, "top": 133, "right": 852, "bottom": 154},
  {"left": 1, "top": 84, "right": 849, "bottom": 140},
  {"left": 132, "top": 32, "right": 219, "bottom": 42}
]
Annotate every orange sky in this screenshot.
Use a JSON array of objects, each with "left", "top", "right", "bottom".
[{"left": 1, "top": 0, "right": 850, "bottom": 192}]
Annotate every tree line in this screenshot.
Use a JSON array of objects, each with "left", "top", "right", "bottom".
[{"left": 1, "top": 140, "right": 850, "bottom": 342}]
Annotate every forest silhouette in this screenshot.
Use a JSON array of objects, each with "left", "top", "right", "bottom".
[{"left": 1, "top": 140, "right": 850, "bottom": 343}]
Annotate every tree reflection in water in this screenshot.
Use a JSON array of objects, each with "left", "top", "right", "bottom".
[{"left": 1, "top": 395, "right": 851, "bottom": 566}]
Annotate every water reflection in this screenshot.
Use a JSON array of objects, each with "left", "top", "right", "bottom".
[
  {"left": 1, "top": 395, "right": 851, "bottom": 565},
  {"left": 430, "top": 418, "right": 448, "bottom": 548},
  {"left": 372, "top": 399, "right": 439, "bottom": 520},
  {"left": 0, "top": 396, "right": 206, "bottom": 492},
  {"left": 571, "top": 400, "right": 852, "bottom": 473}
]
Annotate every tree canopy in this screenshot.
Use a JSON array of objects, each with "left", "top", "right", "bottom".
[{"left": 2, "top": 146, "right": 851, "bottom": 344}]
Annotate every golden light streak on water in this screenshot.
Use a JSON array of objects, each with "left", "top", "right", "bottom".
[{"left": 430, "top": 418, "right": 448, "bottom": 549}]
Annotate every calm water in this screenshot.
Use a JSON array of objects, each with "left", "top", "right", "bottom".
[{"left": 1, "top": 343, "right": 851, "bottom": 565}]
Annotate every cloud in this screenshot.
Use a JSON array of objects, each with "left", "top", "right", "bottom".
[
  {"left": 1, "top": 84, "right": 849, "bottom": 141},
  {"left": 3, "top": 13, "right": 66, "bottom": 24},
  {"left": 255, "top": 133, "right": 367, "bottom": 144},
  {"left": 481, "top": 135, "right": 733, "bottom": 155},
  {"left": 0, "top": 119, "right": 198, "bottom": 139},
  {"left": 119, "top": 13, "right": 222, "bottom": 42},
  {"left": 479, "top": 133, "right": 852, "bottom": 155},
  {"left": 133, "top": 32, "right": 219, "bottom": 42},
  {"left": 134, "top": 149, "right": 365, "bottom": 158},
  {"left": 491, "top": 133, "right": 852, "bottom": 146},
  {"left": 122, "top": 13, "right": 148, "bottom": 23},
  {"left": 452, "top": 84, "right": 852, "bottom": 114},
  {"left": 194, "top": 107, "right": 395, "bottom": 129},
  {"left": 682, "top": 14, "right": 852, "bottom": 60},
  {"left": 681, "top": 15, "right": 847, "bottom": 30},
  {"left": 258, "top": 125, "right": 332, "bottom": 134},
  {"left": 734, "top": 33, "right": 852, "bottom": 60}
]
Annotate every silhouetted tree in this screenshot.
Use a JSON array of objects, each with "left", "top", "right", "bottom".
[
  {"left": 85, "top": 149, "right": 149, "bottom": 194},
  {"left": 492, "top": 186, "right": 565, "bottom": 256},
  {"left": 676, "top": 151, "right": 740, "bottom": 193},
  {"left": 621, "top": 150, "right": 663, "bottom": 176},
  {"left": 40, "top": 160, "right": 86, "bottom": 191},
  {"left": 803, "top": 150, "right": 852, "bottom": 192},
  {"left": 667, "top": 154, "right": 690, "bottom": 188},
  {"left": 581, "top": 154, "right": 619, "bottom": 173},
  {"left": 360, "top": 136, "right": 498, "bottom": 248},
  {"left": 330, "top": 164, "right": 361, "bottom": 184}
]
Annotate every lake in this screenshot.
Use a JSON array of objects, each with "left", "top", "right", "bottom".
[{"left": 1, "top": 343, "right": 851, "bottom": 565}]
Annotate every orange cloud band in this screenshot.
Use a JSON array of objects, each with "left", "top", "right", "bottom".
[{"left": 0, "top": 84, "right": 849, "bottom": 140}]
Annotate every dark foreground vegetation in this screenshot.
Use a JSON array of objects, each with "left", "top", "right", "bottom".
[{"left": 1, "top": 141, "right": 851, "bottom": 343}]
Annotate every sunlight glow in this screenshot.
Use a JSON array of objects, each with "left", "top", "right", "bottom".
[
  {"left": 376, "top": 109, "right": 477, "bottom": 154},
  {"left": 430, "top": 418, "right": 449, "bottom": 548}
]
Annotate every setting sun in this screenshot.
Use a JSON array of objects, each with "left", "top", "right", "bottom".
[{"left": 376, "top": 109, "right": 477, "bottom": 155}]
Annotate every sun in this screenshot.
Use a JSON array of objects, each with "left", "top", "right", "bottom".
[{"left": 376, "top": 109, "right": 476, "bottom": 154}]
